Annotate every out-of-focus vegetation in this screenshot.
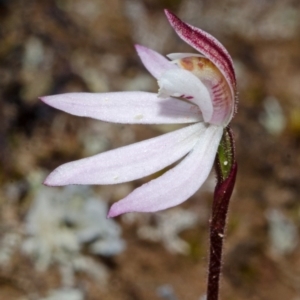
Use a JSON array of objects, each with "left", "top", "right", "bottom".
[{"left": 1, "top": 0, "right": 300, "bottom": 299}]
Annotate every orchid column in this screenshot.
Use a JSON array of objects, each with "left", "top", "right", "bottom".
[
  {"left": 164, "top": 11, "right": 238, "bottom": 300},
  {"left": 41, "top": 10, "right": 237, "bottom": 300}
]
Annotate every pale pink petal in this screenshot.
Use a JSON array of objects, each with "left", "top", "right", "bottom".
[
  {"left": 158, "top": 68, "right": 213, "bottom": 122},
  {"left": 135, "top": 44, "right": 177, "bottom": 79},
  {"left": 108, "top": 125, "right": 223, "bottom": 217},
  {"left": 40, "top": 91, "right": 202, "bottom": 124},
  {"left": 44, "top": 123, "right": 206, "bottom": 186},
  {"left": 165, "top": 10, "right": 236, "bottom": 100}
]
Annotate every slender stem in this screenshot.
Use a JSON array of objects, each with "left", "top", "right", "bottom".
[
  {"left": 206, "top": 127, "right": 237, "bottom": 300},
  {"left": 207, "top": 163, "right": 237, "bottom": 300}
]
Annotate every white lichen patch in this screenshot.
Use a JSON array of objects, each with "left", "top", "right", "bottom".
[
  {"left": 38, "top": 288, "right": 84, "bottom": 300},
  {"left": 266, "top": 208, "right": 298, "bottom": 257},
  {"left": 123, "top": 208, "right": 199, "bottom": 255},
  {"left": 0, "top": 232, "right": 22, "bottom": 267},
  {"left": 259, "top": 96, "right": 286, "bottom": 135},
  {"left": 22, "top": 185, "right": 125, "bottom": 285}
]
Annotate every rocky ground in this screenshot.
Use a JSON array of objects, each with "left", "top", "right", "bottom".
[{"left": 1, "top": 0, "right": 300, "bottom": 299}]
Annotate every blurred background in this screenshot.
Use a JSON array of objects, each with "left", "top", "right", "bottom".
[{"left": 1, "top": 0, "right": 300, "bottom": 299}]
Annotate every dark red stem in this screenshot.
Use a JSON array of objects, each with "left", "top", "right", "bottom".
[{"left": 207, "top": 127, "right": 237, "bottom": 300}]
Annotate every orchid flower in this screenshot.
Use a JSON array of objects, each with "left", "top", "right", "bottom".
[{"left": 41, "top": 10, "right": 237, "bottom": 218}]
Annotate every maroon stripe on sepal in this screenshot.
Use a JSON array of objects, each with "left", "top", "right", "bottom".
[{"left": 165, "top": 10, "right": 236, "bottom": 95}]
